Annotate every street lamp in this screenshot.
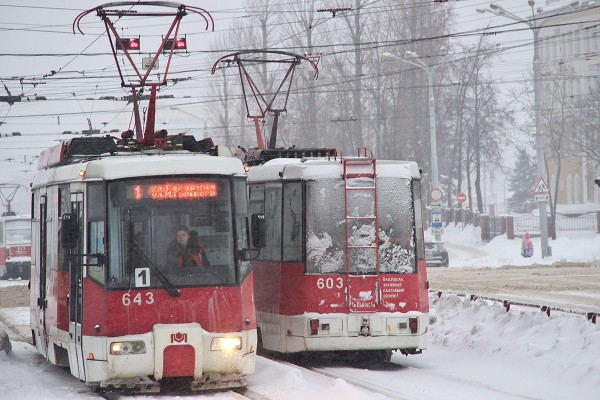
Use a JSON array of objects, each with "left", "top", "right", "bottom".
[
  {"left": 169, "top": 106, "right": 208, "bottom": 137},
  {"left": 383, "top": 50, "right": 443, "bottom": 241},
  {"left": 477, "top": 1, "right": 579, "bottom": 258}
]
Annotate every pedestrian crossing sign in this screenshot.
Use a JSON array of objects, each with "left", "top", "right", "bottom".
[{"left": 532, "top": 177, "right": 549, "bottom": 194}]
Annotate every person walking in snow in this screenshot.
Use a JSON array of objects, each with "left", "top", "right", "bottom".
[{"left": 521, "top": 231, "right": 533, "bottom": 257}]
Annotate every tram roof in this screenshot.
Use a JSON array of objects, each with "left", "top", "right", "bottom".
[
  {"left": 32, "top": 152, "right": 245, "bottom": 189},
  {"left": 247, "top": 158, "right": 420, "bottom": 182}
]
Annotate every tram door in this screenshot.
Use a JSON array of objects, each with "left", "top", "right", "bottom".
[
  {"left": 37, "top": 195, "right": 49, "bottom": 357},
  {"left": 67, "top": 192, "right": 85, "bottom": 380}
]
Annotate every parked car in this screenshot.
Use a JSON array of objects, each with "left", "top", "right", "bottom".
[{"left": 425, "top": 241, "right": 449, "bottom": 268}]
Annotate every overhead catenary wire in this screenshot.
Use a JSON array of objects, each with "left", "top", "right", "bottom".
[{"left": 0, "top": 1, "right": 596, "bottom": 137}]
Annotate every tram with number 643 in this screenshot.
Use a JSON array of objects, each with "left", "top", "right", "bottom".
[{"left": 29, "top": 136, "right": 265, "bottom": 392}]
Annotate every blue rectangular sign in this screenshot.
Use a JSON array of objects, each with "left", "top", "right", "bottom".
[{"left": 431, "top": 211, "right": 443, "bottom": 228}]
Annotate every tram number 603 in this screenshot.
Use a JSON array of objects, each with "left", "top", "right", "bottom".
[
  {"left": 316, "top": 277, "right": 344, "bottom": 289},
  {"left": 122, "top": 292, "right": 155, "bottom": 306}
]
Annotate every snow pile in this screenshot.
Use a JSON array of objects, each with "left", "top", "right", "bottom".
[{"left": 427, "top": 291, "right": 600, "bottom": 399}]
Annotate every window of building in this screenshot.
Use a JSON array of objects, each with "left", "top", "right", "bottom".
[{"left": 574, "top": 173, "right": 581, "bottom": 203}]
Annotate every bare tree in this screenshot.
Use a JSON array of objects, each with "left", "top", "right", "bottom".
[
  {"left": 540, "top": 64, "right": 580, "bottom": 231},
  {"left": 459, "top": 43, "right": 512, "bottom": 213}
]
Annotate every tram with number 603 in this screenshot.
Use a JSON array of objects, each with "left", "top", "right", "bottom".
[{"left": 245, "top": 148, "right": 429, "bottom": 363}]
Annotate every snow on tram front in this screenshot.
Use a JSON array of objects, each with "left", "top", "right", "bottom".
[
  {"left": 246, "top": 148, "right": 429, "bottom": 363},
  {"left": 29, "top": 136, "right": 264, "bottom": 392}
]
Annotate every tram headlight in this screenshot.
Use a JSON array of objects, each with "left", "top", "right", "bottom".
[
  {"left": 110, "top": 340, "right": 146, "bottom": 355},
  {"left": 211, "top": 337, "right": 242, "bottom": 351}
]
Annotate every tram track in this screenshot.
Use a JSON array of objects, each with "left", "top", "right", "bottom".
[
  {"left": 258, "top": 354, "right": 535, "bottom": 400},
  {"left": 306, "top": 365, "right": 411, "bottom": 400},
  {"left": 98, "top": 388, "right": 252, "bottom": 399}
]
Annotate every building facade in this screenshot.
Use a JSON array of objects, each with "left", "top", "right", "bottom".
[{"left": 538, "top": 1, "right": 600, "bottom": 209}]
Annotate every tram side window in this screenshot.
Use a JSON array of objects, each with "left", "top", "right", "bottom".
[
  {"left": 45, "top": 186, "right": 57, "bottom": 274},
  {"left": 233, "top": 179, "right": 251, "bottom": 278},
  {"left": 282, "top": 182, "right": 303, "bottom": 262},
  {"left": 87, "top": 183, "right": 107, "bottom": 286},
  {"left": 263, "top": 184, "right": 282, "bottom": 261},
  {"left": 57, "top": 186, "right": 70, "bottom": 272},
  {"left": 0, "top": 222, "right": 3, "bottom": 245},
  {"left": 412, "top": 181, "right": 425, "bottom": 261},
  {"left": 377, "top": 177, "right": 416, "bottom": 274},
  {"left": 306, "top": 179, "right": 345, "bottom": 274},
  {"left": 248, "top": 184, "right": 264, "bottom": 260}
]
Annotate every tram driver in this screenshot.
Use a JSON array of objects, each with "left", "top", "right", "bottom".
[{"left": 167, "top": 225, "right": 211, "bottom": 268}]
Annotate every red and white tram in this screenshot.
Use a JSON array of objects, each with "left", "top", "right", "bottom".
[
  {"left": 30, "top": 136, "right": 262, "bottom": 392},
  {"left": 0, "top": 212, "right": 32, "bottom": 280},
  {"left": 246, "top": 148, "right": 429, "bottom": 362}
]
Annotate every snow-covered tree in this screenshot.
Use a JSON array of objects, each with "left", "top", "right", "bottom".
[{"left": 507, "top": 148, "right": 537, "bottom": 213}]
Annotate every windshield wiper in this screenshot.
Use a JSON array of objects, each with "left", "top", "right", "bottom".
[{"left": 126, "top": 207, "right": 180, "bottom": 297}]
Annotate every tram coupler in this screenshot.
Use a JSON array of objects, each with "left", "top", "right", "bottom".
[
  {"left": 189, "top": 372, "right": 246, "bottom": 391},
  {"left": 97, "top": 376, "right": 160, "bottom": 393},
  {"left": 359, "top": 317, "right": 371, "bottom": 336}
]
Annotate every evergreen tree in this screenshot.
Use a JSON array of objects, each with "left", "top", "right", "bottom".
[{"left": 507, "top": 148, "right": 537, "bottom": 213}]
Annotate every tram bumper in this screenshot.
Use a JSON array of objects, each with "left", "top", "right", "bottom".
[
  {"left": 153, "top": 323, "right": 255, "bottom": 390},
  {"left": 284, "top": 313, "right": 428, "bottom": 353},
  {"left": 92, "top": 323, "right": 255, "bottom": 392}
]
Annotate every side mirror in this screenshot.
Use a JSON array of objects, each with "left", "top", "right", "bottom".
[
  {"left": 61, "top": 213, "right": 79, "bottom": 249},
  {"left": 251, "top": 213, "right": 267, "bottom": 248}
]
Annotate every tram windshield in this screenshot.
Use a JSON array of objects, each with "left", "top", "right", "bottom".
[
  {"left": 5, "top": 219, "right": 32, "bottom": 244},
  {"left": 306, "top": 176, "right": 416, "bottom": 275},
  {"left": 102, "top": 177, "right": 249, "bottom": 289}
]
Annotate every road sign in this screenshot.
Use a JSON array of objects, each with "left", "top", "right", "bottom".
[
  {"left": 430, "top": 188, "right": 443, "bottom": 206},
  {"left": 532, "top": 177, "right": 549, "bottom": 194},
  {"left": 431, "top": 210, "right": 443, "bottom": 228},
  {"left": 142, "top": 57, "right": 159, "bottom": 70},
  {"left": 457, "top": 192, "right": 466, "bottom": 204},
  {"left": 534, "top": 193, "right": 549, "bottom": 202}
]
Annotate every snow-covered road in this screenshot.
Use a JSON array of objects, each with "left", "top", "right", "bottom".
[{"left": 1, "top": 282, "right": 598, "bottom": 400}]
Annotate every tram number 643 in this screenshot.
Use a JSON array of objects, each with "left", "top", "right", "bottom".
[
  {"left": 122, "top": 292, "right": 155, "bottom": 306},
  {"left": 316, "top": 277, "right": 344, "bottom": 289}
]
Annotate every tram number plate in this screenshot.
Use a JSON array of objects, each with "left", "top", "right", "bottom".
[
  {"left": 122, "top": 292, "right": 155, "bottom": 306},
  {"left": 135, "top": 267, "right": 151, "bottom": 287},
  {"left": 316, "top": 277, "right": 344, "bottom": 289}
]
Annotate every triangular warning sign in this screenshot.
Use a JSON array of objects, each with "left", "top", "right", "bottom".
[{"left": 532, "top": 177, "right": 549, "bottom": 194}]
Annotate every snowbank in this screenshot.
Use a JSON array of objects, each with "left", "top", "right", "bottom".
[{"left": 426, "top": 291, "right": 600, "bottom": 399}]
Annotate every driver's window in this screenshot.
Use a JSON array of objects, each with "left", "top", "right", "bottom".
[
  {"left": 87, "top": 221, "right": 106, "bottom": 285},
  {"left": 87, "top": 182, "right": 107, "bottom": 286}
]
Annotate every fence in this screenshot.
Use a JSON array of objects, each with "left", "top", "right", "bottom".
[
  {"left": 433, "top": 208, "right": 600, "bottom": 242},
  {"left": 514, "top": 213, "right": 598, "bottom": 233}
]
